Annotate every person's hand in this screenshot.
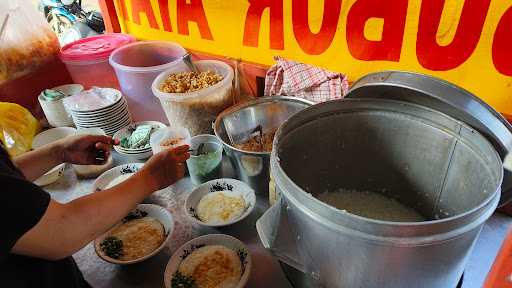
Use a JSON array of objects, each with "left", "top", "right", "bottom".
[
  {"left": 56, "top": 135, "right": 117, "bottom": 165},
  {"left": 137, "top": 145, "right": 190, "bottom": 191}
]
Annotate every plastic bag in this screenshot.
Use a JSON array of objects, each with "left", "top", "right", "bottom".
[
  {"left": 0, "top": 102, "right": 41, "bottom": 156},
  {"left": 0, "top": 0, "right": 60, "bottom": 84}
]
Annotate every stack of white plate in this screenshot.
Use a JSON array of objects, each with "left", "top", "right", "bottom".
[{"left": 66, "top": 88, "right": 132, "bottom": 136}]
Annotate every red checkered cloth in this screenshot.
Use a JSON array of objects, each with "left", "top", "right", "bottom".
[{"left": 264, "top": 56, "right": 349, "bottom": 103}]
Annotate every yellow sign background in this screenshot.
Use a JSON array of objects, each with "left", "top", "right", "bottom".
[{"left": 114, "top": 0, "right": 512, "bottom": 116}]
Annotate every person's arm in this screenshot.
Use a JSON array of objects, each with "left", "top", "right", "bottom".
[
  {"left": 13, "top": 135, "right": 115, "bottom": 181},
  {"left": 12, "top": 143, "right": 64, "bottom": 182},
  {"left": 10, "top": 146, "right": 189, "bottom": 260}
]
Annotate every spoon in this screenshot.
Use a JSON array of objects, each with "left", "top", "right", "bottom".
[
  {"left": 504, "top": 153, "right": 512, "bottom": 172},
  {"left": 188, "top": 143, "right": 208, "bottom": 156},
  {"left": 181, "top": 53, "right": 199, "bottom": 73},
  {"left": 0, "top": 12, "right": 10, "bottom": 40}
]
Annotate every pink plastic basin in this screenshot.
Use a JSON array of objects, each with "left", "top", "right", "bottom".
[{"left": 59, "top": 34, "right": 135, "bottom": 89}]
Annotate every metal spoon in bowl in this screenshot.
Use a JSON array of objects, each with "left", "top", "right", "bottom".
[
  {"left": 181, "top": 53, "right": 199, "bottom": 73},
  {"left": 505, "top": 153, "right": 512, "bottom": 172}
]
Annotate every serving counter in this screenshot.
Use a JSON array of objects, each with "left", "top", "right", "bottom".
[{"left": 44, "top": 153, "right": 511, "bottom": 288}]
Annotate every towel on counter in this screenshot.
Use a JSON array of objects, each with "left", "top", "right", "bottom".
[{"left": 264, "top": 56, "right": 349, "bottom": 103}]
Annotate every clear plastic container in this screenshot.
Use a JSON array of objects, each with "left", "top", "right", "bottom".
[
  {"left": 59, "top": 34, "right": 135, "bottom": 89},
  {"left": 186, "top": 134, "right": 223, "bottom": 185},
  {"left": 152, "top": 60, "right": 234, "bottom": 136},
  {"left": 109, "top": 41, "right": 188, "bottom": 123},
  {"left": 150, "top": 126, "right": 191, "bottom": 155}
]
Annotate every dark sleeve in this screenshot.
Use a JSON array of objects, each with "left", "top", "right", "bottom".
[{"left": 0, "top": 175, "right": 50, "bottom": 257}]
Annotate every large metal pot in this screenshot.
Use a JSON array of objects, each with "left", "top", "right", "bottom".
[
  {"left": 214, "top": 97, "right": 312, "bottom": 195},
  {"left": 257, "top": 99, "right": 503, "bottom": 288}
]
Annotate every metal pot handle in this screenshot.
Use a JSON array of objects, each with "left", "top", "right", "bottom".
[{"left": 256, "top": 197, "right": 306, "bottom": 272}]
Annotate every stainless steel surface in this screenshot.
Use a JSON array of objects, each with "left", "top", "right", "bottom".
[
  {"left": 214, "top": 96, "right": 312, "bottom": 195},
  {"left": 260, "top": 99, "right": 503, "bottom": 288},
  {"left": 348, "top": 71, "right": 512, "bottom": 206},
  {"left": 41, "top": 152, "right": 511, "bottom": 288}
]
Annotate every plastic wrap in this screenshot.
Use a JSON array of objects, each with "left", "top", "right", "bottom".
[
  {"left": 0, "top": 0, "right": 60, "bottom": 84},
  {"left": 0, "top": 102, "right": 41, "bottom": 156}
]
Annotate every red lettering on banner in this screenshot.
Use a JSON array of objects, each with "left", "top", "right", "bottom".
[
  {"left": 493, "top": 7, "right": 512, "bottom": 76},
  {"left": 292, "top": 0, "right": 342, "bottom": 55},
  {"left": 417, "top": 0, "right": 491, "bottom": 71},
  {"left": 177, "top": 0, "right": 213, "bottom": 40},
  {"left": 131, "top": 0, "right": 159, "bottom": 29},
  {"left": 118, "top": 0, "right": 129, "bottom": 19},
  {"left": 346, "top": 0, "right": 408, "bottom": 61},
  {"left": 243, "top": 0, "right": 284, "bottom": 50},
  {"left": 158, "top": 0, "right": 173, "bottom": 32}
]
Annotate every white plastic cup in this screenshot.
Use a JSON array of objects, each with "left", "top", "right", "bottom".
[
  {"left": 150, "top": 126, "right": 191, "bottom": 155},
  {"left": 39, "top": 84, "right": 84, "bottom": 127},
  {"left": 152, "top": 60, "right": 234, "bottom": 136},
  {"left": 109, "top": 41, "right": 188, "bottom": 123}
]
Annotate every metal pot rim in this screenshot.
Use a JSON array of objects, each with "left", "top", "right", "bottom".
[
  {"left": 213, "top": 96, "right": 314, "bottom": 155},
  {"left": 348, "top": 70, "right": 512, "bottom": 206},
  {"left": 271, "top": 98, "right": 503, "bottom": 230}
]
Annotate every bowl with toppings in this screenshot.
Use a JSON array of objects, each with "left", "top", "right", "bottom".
[
  {"left": 164, "top": 234, "right": 251, "bottom": 288},
  {"left": 185, "top": 179, "right": 256, "bottom": 227},
  {"left": 92, "top": 163, "right": 144, "bottom": 192},
  {"left": 94, "top": 204, "right": 174, "bottom": 264},
  {"left": 113, "top": 121, "right": 166, "bottom": 159},
  {"left": 152, "top": 60, "right": 234, "bottom": 136},
  {"left": 214, "top": 96, "right": 313, "bottom": 195}
]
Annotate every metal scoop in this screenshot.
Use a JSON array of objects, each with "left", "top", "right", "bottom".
[
  {"left": 181, "top": 53, "right": 199, "bottom": 73},
  {"left": 505, "top": 153, "right": 512, "bottom": 172}
]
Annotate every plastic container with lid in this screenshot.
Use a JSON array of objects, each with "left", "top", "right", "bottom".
[
  {"left": 109, "top": 41, "right": 188, "bottom": 123},
  {"left": 152, "top": 60, "right": 234, "bottom": 136},
  {"left": 59, "top": 34, "right": 135, "bottom": 89}
]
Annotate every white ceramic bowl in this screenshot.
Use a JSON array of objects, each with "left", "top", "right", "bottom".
[
  {"left": 92, "top": 163, "right": 144, "bottom": 191},
  {"left": 94, "top": 204, "right": 174, "bottom": 265},
  {"left": 114, "top": 146, "right": 153, "bottom": 160},
  {"left": 116, "top": 149, "right": 153, "bottom": 160},
  {"left": 185, "top": 178, "right": 256, "bottom": 227},
  {"left": 52, "top": 84, "right": 84, "bottom": 96},
  {"left": 114, "top": 121, "right": 166, "bottom": 151},
  {"left": 164, "top": 234, "right": 251, "bottom": 288},
  {"left": 32, "top": 127, "right": 77, "bottom": 186}
]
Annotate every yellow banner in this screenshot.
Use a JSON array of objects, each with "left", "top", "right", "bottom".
[{"left": 114, "top": 0, "right": 512, "bottom": 116}]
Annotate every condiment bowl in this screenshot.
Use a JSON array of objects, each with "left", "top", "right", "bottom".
[
  {"left": 185, "top": 178, "right": 256, "bottom": 227},
  {"left": 164, "top": 234, "right": 251, "bottom": 288},
  {"left": 94, "top": 203, "right": 174, "bottom": 265},
  {"left": 113, "top": 121, "right": 166, "bottom": 155},
  {"left": 32, "top": 127, "right": 77, "bottom": 186}
]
